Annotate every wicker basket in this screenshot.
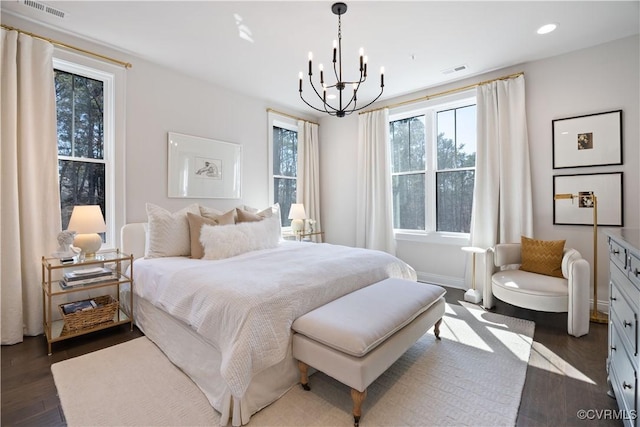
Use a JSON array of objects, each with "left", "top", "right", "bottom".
[{"left": 59, "top": 295, "right": 118, "bottom": 332}]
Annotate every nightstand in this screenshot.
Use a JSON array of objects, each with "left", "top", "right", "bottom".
[
  {"left": 41, "top": 249, "right": 134, "bottom": 355},
  {"left": 283, "top": 231, "right": 324, "bottom": 242}
]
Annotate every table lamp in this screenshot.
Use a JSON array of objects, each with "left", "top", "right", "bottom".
[
  {"left": 462, "top": 246, "right": 484, "bottom": 303},
  {"left": 67, "top": 205, "right": 106, "bottom": 258},
  {"left": 554, "top": 192, "right": 606, "bottom": 323},
  {"left": 288, "top": 203, "right": 307, "bottom": 234}
]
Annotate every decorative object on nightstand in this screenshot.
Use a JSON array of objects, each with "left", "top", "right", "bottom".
[
  {"left": 288, "top": 203, "right": 307, "bottom": 235},
  {"left": 67, "top": 205, "right": 107, "bottom": 259},
  {"left": 462, "top": 246, "right": 483, "bottom": 303},
  {"left": 554, "top": 191, "right": 607, "bottom": 323},
  {"left": 53, "top": 230, "right": 78, "bottom": 263}
]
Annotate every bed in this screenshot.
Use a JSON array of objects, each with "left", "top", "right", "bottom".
[{"left": 121, "top": 215, "right": 416, "bottom": 426}]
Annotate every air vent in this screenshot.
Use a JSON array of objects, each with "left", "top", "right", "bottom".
[
  {"left": 442, "top": 64, "right": 468, "bottom": 75},
  {"left": 20, "top": 0, "right": 67, "bottom": 19}
]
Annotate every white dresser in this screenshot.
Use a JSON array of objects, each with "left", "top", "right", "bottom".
[{"left": 606, "top": 228, "right": 640, "bottom": 426}]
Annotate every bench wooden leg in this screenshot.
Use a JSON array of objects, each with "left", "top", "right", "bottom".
[
  {"left": 351, "top": 388, "right": 367, "bottom": 427},
  {"left": 298, "top": 361, "right": 311, "bottom": 391},
  {"left": 434, "top": 318, "right": 443, "bottom": 340}
]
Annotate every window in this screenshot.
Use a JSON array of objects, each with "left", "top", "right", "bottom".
[
  {"left": 55, "top": 69, "right": 106, "bottom": 232},
  {"left": 390, "top": 95, "right": 476, "bottom": 235},
  {"left": 268, "top": 112, "right": 298, "bottom": 227},
  {"left": 53, "top": 51, "right": 125, "bottom": 248}
]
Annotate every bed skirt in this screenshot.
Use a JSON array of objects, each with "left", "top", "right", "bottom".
[{"left": 121, "top": 289, "right": 299, "bottom": 426}]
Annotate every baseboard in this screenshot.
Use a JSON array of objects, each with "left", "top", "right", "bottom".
[{"left": 416, "top": 271, "right": 465, "bottom": 290}]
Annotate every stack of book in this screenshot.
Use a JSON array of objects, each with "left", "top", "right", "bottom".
[
  {"left": 61, "top": 299, "right": 98, "bottom": 315},
  {"left": 60, "top": 267, "right": 119, "bottom": 289}
]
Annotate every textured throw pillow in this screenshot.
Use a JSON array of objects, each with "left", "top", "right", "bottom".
[
  {"left": 187, "top": 210, "right": 236, "bottom": 258},
  {"left": 519, "top": 236, "right": 565, "bottom": 278},
  {"left": 145, "top": 203, "right": 200, "bottom": 258},
  {"left": 200, "top": 214, "right": 280, "bottom": 260}
]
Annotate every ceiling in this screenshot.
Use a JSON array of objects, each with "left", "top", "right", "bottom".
[{"left": 2, "top": 1, "right": 639, "bottom": 118}]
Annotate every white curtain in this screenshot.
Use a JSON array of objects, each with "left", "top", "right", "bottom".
[
  {"left": 1, "top": 30, "right": 62, "bottom": 343},
  {"left": 469, "top": 75, "right": 532, "bottom": 297},
  {"left": 356, "top": 109, "right": 396, "bottom": 255},
  {"left": 297, "top": 120, "right": 322, "bottom": 242}
]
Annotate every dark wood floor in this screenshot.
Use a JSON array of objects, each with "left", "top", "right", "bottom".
[{"left": 1, "top": 287, "right": 621, "bottom": 427}]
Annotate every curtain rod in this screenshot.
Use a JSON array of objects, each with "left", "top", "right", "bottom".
[
  {"left": 1, "top": 24, "right": 132, "bottom": 69},
  {"left": 267, "top": 108, "right": 319, "bottom": 126},
  {"left": 360, "top": 71, "right": 524, "bottom": 115}
]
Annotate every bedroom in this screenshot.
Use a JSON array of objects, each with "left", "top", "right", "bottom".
[{"left": 1, "top": 1, "right": 639, "bottom": 426}]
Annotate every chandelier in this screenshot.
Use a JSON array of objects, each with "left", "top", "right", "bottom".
[{"left": 298, "top": 2, "right": 384, "bottom": 118}]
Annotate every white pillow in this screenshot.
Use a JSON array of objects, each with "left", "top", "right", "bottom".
[
  {"left": 145, "top": 203, "right": 200, "bottom": 258},
  {"left": 200, "top": 214, "right": 280, "bottom": 260}
]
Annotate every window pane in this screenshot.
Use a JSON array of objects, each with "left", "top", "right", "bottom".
[
  {"left": 59, "top": 160, "right": 106, "bottom": 230},
  {"left": 273, "top": 127, "right": 297, "bottom": 177},
  {"left": 274, "top": 177, "right": 296, "bottom": 227},
  {"left": 456, "top": 105, "right": 477, "bottom": 166},
  {"left": 437, "top": 105, "right": 476, "bottom": 170},
  {"left": 390, "top": 116, "right": 425, "bottom": 173},
  {"left": 55, "top": 70, "right": 104, "bottom": 160},
  {"left": 436, "top": 170, "right": 475, "bottom": 233},
  {"left": 392, "top": 173, "right": 425, "bottom": 230}
]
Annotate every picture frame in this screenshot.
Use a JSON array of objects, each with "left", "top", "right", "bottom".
[
  {"left": 552, "top": 110, "right": 622, "bottom": 169},
  {"left": 553, "top": 172, "right": 623, "bottom": 226},
  {"left": 167, "top": 132, "right": 242, "bottom": 199}
]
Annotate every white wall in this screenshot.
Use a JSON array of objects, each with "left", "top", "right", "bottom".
[{"left": 320, "top": 36, "right": 640, "bottom": 309}]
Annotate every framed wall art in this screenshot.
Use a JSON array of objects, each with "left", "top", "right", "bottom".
[
  {"left": 553, "top": 172, "right": 623, "bottom": 226},
  {"left": 167, "top": 132, "right": 242, "bottom": 199},
  {"left": 552, "top": 110, "right": 622, "bottom": 169}
]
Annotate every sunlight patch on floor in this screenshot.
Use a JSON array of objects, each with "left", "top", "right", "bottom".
[
  {"left": 486, "top": 326, "right": 533, "bottom": 362},
  {"left": 528, "top": 341, "right": 596, "bottom": 384}
]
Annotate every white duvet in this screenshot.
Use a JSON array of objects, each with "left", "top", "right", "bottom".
[{"left": 133, "top": 241, "right": 416, "bottom": 400}]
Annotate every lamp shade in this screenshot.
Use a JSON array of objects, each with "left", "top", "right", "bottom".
[
  {"left": 288, "top": 203, "right": 307, "bottom": 220},
  {"left": 67, "top": 205, "right": 106, "bottom": 233}
]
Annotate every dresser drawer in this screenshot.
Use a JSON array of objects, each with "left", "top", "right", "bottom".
[
  {"left": 611, "top": 274, "right": 639, "bottom": 357},
  {"left": 611, "top": 239, "right": 628, "bottom": 272},
  {"left": 629, "top": 252, "right": 640, "bottom": 290},
  {"left": 610, "top": 326, "right": 638, "bottom": 423}
]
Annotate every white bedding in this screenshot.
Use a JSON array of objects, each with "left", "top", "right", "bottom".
[{"left": 133, "top": 241, "right": 416, "bottom": 402}]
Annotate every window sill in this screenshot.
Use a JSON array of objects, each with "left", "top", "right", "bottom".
[{"left": 394, "top": 230, "right": 470, "bottom": 246}]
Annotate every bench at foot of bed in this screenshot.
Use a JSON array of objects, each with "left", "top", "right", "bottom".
[{"left": 292, "top": 278, "right": 446, "bottom": 426}]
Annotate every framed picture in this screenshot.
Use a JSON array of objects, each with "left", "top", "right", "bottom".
[
  {"left": 553, "top": 172, "right": 623, "bottom": 226},
  {"left": 167, "top": 132, "right": 242, "bottom": 198},
  {"left": 552, "top": 110, "right": 622, "bottom": 169}
]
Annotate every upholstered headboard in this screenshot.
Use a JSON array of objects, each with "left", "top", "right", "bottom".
[{"left": 121, "top": 223, "right": 147, "bottom": 261}]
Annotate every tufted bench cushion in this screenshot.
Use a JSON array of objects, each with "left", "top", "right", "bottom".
[{"left": 292, "top": 278, "right": 446, "bottom": 357}]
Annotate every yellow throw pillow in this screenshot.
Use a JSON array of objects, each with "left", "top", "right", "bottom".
[{"left": 519, "top": 236, "right": 565, "bottom": 278}]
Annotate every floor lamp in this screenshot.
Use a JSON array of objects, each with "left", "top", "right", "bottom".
[{"left": 554, "top": 192, "right": 608, "bottom": 323}]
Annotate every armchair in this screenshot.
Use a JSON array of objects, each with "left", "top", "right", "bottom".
[{"left": 482, "top": 243, "right": 590, "bottom": 337}]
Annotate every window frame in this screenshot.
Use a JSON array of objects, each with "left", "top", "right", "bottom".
[
  {"left": 389, "top": 90, "right": 476, "bottom": 244},
  {"left": 267, "top": 111, "right": 298, "bottom": 231},
  {"left": 53, "top": 50, "right": 126, "bottom": 250}
]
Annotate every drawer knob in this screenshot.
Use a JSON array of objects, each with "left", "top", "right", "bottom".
[
  {"left": 610, "top": 296, "right": 617, "bottom": 301},
  {"left": 624, "top": 320, "right": 633, "bottom": 328},
  {"left": 611, "top": 345, "right": 617, "bottom": 351},
  {"left": 634, "top": 268, "right": 640, "bottom": 277},
  {"left": 612, "top": 249, "right": 620, "bottom": 255},
  {"left": 623, "top": 382, "right": 633, "bottom": 390}
]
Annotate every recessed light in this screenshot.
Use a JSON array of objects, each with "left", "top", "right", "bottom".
[{"left": 537, "top": 23, "right": 557, "bottom": 35}]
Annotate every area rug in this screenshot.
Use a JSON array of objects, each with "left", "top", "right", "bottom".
[{"left": 52, "top": 301, "right": 534, "bottom": 426}]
